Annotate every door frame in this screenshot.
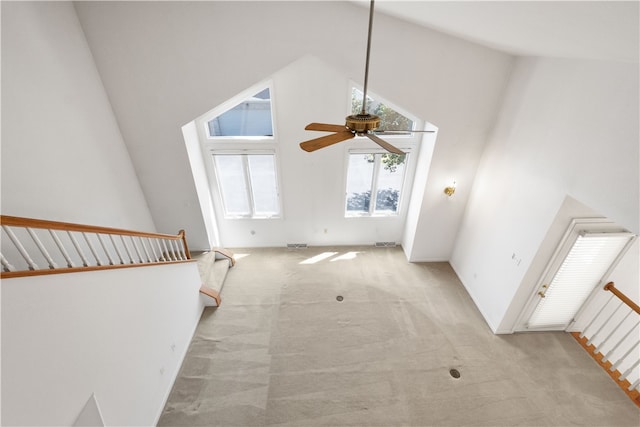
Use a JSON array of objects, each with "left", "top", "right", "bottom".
[{"left": 514, "top": 217, "right": 635, "bottom": 332}]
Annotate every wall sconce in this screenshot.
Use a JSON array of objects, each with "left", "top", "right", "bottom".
[{"left": 444, "top": 181, "right": 456, "bottom": 197}]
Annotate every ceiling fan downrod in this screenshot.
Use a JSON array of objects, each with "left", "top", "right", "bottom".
[
  {"left": 361, "top": 0, "right": 375, "bottom": 116},
  {"left": 346, "top": 0, "right": 380, "bottom": 133}
]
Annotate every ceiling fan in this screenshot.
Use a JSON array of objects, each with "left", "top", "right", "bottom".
[{"left": 300, "top": 0, "right": 434, "bottom": 155}]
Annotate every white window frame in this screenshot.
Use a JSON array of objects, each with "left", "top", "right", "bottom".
[
  {"left": 209, "top": 149, "right": 282, "bottom": 219},
  {"left": 349, "top": 83, "right": 418, "bottom": 139},
  {"left": 203, "top": 82, "right": 276, "bottom": 143},
  {"left": 344, "top": 83, "right": 421, "bottom": 219},
  {"left": 196, "top": 80, "right": 283, "bottom": 220},
  {"left": 344, "top": 148, "right": 411, "bottom": 218}
]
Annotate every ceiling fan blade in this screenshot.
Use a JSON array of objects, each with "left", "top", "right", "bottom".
[
  {"left": 366, "top": 133, "right": 405, "bottom": 155},
  {"left": 305, "top": 123, "right": 348, "bottom": 132},
  {"left": 300, "top": 131, "right": 355, "bottom": 152},
  {"left": 374, "top": 130, "right": 436, "bottom": 135}
]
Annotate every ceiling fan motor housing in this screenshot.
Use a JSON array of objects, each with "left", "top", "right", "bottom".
[{"left": 346, "top": 114, "right": 380, "bottom": 133}]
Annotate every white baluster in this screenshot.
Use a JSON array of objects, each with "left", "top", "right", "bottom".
[
  {"left": 169, "top": 240, "right": 178, "bottom": 261},
  {"left": 120, "top": 235, "right": 135, "bottom": 263},
  {"left": 139, "top": 237, "right": 152, "bottom": 263},
  {"left": 109, "top": 235, "right": 125, "bottom": 264},
  {"left": 49, "top": 230, "right": 75, "bottom": 268},
  {"left": 97, "top": 234, "right": 115, "bottom": 266},
  {"left": 83, "top": 233, "right": 103, "bottom": 266},
  {"left": 67, "top": 231, "right": 89, "bottom": 267},
  {"left": 130, "top": 236, "right": 144, "bottom": 263},
  {"left": 628, "top": 378, "right": 640, "bottom": 392},
  {"left": 152, "top": 239, "right": 164, "bottom": 261},
  {"left": 610, "top": 340, "right": 640, "bottom": 372},
  {"left": 181, "top": 241, "right": 188, "bottom": 260},
  {"left": 3, "top": 225, "right": 39, "bottom": 270},
  {"left": 619, "top": 359, "right": 640, "bottom": 383},
  {"left": 161, "top": 239, "right": 174, "bottom": 261},
  {"left": 169, "top": 240, "right": 181, "bottom": 260},
  {"left": 601, "top": 319, "right": 639, "bottom": 362},
  {"left": 180, "top": 241, "right": 188, "bottom": 260},
  {"left": 1, "top": 253, "right": 16, "bottom": 272},
  {"left": 594, "top": 309, "right": 634, "bottom": 354},
  {"left": 158, "top": 239, "right": 167, "bottom": 261},
  {"left": 587, "top": 301, "right": 624, "bottom": 346},
  {"left": 175, "top": 240, "right": 187, "bottom": 260},
  {"left": 580, "top": 294, "right": 615, "bottom": 338},
  {"left": 147, "top": 238, "right": 160, "bottom": 262},
  {"left": 26, "top": 227, "right": 57, "bottom": 269}
]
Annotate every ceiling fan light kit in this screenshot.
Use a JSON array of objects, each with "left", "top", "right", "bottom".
[{"left": 299, "top": 0, "right": 433, "bottom": 155}]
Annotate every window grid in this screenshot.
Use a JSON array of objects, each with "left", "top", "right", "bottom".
[
  {"left": 241, "top": 156, "right": 255, "bottom": 215},
  {"left": 345, "top": 152, "right": 408, "bottom": 217},
  {"left": 212, "top": 153, "right": 280, "bottom": 219}
]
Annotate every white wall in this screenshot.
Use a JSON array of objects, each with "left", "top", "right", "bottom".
[
  {"left": 451, "top": 57, "right": 639, "bottom": 332},
  {"left": 183, "top": 121, "right": 220, "bottom": 248},
  {"left": 192, "top": 56, "right": 430, "bottom": 247},
  {"left": 2, "top": 264, "right": 204, "bottom": 426},
  {"left": 1, "top": 2, "right": 154, "bottom": 231},
  {"left": 73, "top": 1, "right": 512, "bottom": 253}
]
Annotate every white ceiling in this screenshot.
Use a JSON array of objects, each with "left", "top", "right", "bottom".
[{"left": 352, "top": 1, "right": 639, "bottom": 62}]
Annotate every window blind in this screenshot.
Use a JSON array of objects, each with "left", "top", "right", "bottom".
[{"left": 528, "top": 232, "right": 634, "bottom": 329}]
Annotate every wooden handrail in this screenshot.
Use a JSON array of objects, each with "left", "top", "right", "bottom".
[
  {"left": 1, "top": 215, "right": 182, "bottom": 240},
  {"left": 604, "top": 282, "right": 640, "bottom": 315},
  {"left": 1, "top": 215, "right": 193, "bottom": 279}
]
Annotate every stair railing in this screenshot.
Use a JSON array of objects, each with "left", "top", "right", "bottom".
[
  {"left": 1, "top": 215, "right": 192, "bottom": 278},
  {"left": 571, "top": 281, "right": 640, "bottom": 407}
]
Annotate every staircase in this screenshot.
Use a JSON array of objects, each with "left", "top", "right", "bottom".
[
  {"left": 572, "top": 332, "right": 640, "bottom": 406},
  {"left": 1, "top": 215, "right": 207, "bottom": 426},
  {"left": 571, "top": 282, "right": 640, "bottom": 408},
  {"left": 196, "top": 248, "right": 235, "bottom": 306},
  {"left": 1, "top": 214, "right": 237, "bottom": 308}
]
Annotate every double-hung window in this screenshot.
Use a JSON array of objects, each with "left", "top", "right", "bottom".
[
  {"left": 345, "top": 87, "right": 416, "bottom": 217},
  {"left": 345, "top": 151, "right": 408, "bottom": 216},
  {"left": 212, "top": 152, "right": 280, "bottom": 218}
]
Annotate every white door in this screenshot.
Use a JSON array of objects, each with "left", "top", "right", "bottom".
[{"left": 517, "top": 219, "right": 636, "bottom": 331}]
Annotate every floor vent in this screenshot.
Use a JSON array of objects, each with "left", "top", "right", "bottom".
[
  {"left": 375, "top": 242, "right": 397, "bottom": 247},
  {"left": 287, "top": 243, "right": 308, "bottom": 249}
]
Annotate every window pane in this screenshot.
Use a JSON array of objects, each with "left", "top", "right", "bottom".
[
  {"left": 351, "top": 88, "right": 413, "bottom": 132},
  {"left": 346, "top": 154, "right": 374, "bottom": 213},
  {"left": 207, "top": 88, "right": 273, "bottom": 137},
  {"left": 374, "top": 154, "right": 406, "bottom": 214},
  {"left": 213, "top": 155, "right": 250, "bottom": 215},
  {"left": 247, "top": 155, "right": 279, "bottom": 216}
]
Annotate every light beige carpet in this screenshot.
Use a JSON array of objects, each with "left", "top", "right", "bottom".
[{"left": 159, "top": 246, "right": 639, "bottom": 426}]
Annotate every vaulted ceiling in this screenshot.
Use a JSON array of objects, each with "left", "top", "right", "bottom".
[
  {"left": 352, "top": 0, "right": 639, "bottom": 62},
  {"left": 70, "top": 0, "right": 638, "bottom": 255}
]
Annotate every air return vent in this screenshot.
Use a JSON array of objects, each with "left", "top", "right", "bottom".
[
  {"left": 287, "top": 243, "right": 308, "bottom": 249},
  {"left": 375, "top": 242, "right": 396, "bottom": 247}
]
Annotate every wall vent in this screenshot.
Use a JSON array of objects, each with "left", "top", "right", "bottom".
[
  {"left": 375, "top": 242, "right": 397, "bottom": 247},
  {"left": 287, "top": 243, "right": 308, "bottom": 249}
]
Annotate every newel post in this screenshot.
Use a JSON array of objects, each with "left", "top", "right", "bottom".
[{"left": 179, "top": 230, "right": 191, "bottom": 260}]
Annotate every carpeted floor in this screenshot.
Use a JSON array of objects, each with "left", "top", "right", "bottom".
[{"left": 158, "top": 246, "right": 639, "bottom": 426}]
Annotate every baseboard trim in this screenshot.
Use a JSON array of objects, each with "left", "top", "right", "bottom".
[{"left": 407, "top": 257, "right": 450, "bottom": 262}]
